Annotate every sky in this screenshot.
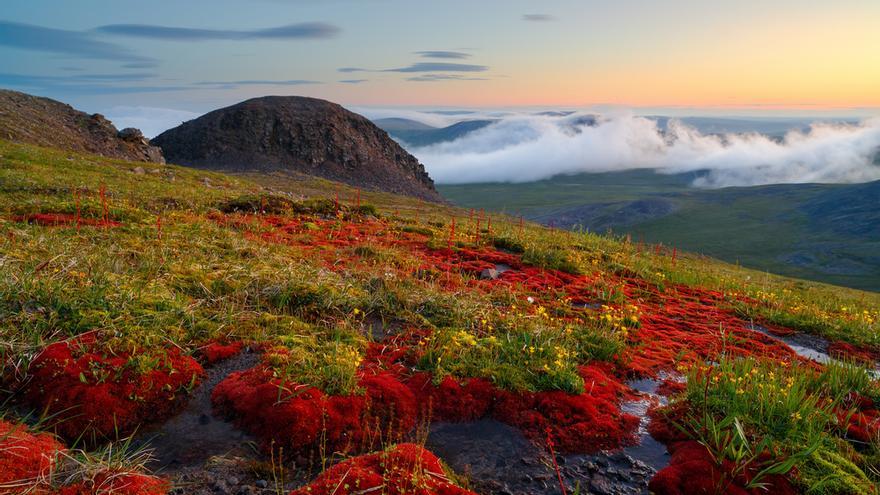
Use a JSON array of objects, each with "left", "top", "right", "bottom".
[{"left": 2, "top": 0, "right": 880, "bottom": 123}]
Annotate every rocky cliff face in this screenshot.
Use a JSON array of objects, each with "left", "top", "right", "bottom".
[
  {"left": 151, "top": 96, "right": 441, "bottom": 202},
  {"left": 0, "top": 89, "right": 164, "bottom": 163}
]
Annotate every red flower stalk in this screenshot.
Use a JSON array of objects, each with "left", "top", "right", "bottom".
[
  {"left": 545, "top": 427, "right": 567, "bottom": 495},
  {"left": 73, "top": 188, "right": 81, "bottom": 231},
  {"left": 99, "top": 184, "right": 109, "bottom": 226},
  {"left": 448, "top": 217, "right": 456, "bottom": 249}
]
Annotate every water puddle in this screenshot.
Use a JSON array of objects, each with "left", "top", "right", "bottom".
[
  {"left": 428, "top": 412, "right": 659, "bottom": 495},
  {"left": 619, "top": 377, "right": 670, "bottom": 473},
  {"left": 496, "top": 263, "right": 512, "bottom": 274},
  {"left": 136, "top": 351, "right": 260, "bottom": 472},
  {"left": 750, "top": 324, "right": 880, "bottom": 376}
]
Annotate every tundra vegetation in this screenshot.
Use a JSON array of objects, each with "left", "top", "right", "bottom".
[{"left": 0, "top": 139, "right": 877, "bottom": 494}]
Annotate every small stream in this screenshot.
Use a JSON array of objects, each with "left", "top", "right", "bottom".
[{"left": 750, "top": 323, "right": 880, "bottom": 376}]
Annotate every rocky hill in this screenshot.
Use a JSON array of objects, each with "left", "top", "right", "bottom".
[
  {"left": 0, "top": 89, "right": 163, "bottom": 163},
  {"left": 152, "top": 96, "right": 442, "bottom": 202}
]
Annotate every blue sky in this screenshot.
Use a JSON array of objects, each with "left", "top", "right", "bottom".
[{"left": 2, "top": 0, "right": 879, "bottom": 124}]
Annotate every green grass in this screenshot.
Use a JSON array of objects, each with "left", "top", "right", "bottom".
[
  {"left": 677, "top": 357, "right": 878, "bottom": 494},
  {"left": 1, "top": 139, "right": 878, "bottom": 492},
  {"left": 439, "top": 170, "right": 880, "bottom": 292}
]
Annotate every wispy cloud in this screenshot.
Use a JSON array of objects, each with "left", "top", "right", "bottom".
[
  {"left": 385, "top": 62, "right": 488, "bottom": 73},
  {"left": 0, "top": 72, "right": 322, "bottom": 95},
  {"left": 339, "top": 79, "right": 368, "bottom": 84},
  {"left": 339, "top": 62, "right": 489, "bottom": 76},
  {"left": 0, "top": 21, "right": 153, "bottom": 63},
  {"left": 414, "top": 51, "right": 470, "bottom": 59},
  {"left": 194, "top": 79, "right": 320, "bottom": 87},
  {"left": 406, "top": 74, "right": 488, "bottom": 82},
  {"left": 94, "top": 23, "right": 340, "bottom": 41},
  {"left": 0, "top": 72, "right": 157, "bottom": 86},
  {"left": 522, "top": 14, "right": 556, "bottom": 22}
]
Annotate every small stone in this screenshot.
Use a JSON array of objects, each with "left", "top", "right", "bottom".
[
  {"left": 255, "top": 480, "right": 268, "bottom": 489},
  {"left": 132, "top": 166, "right": 145, "bottom": 175},
  {"left": 590, "top": 474, "right": 614, "bottom": 495},
  {"left": 480, "top": 268, "right": 500, "bottom": 280}
]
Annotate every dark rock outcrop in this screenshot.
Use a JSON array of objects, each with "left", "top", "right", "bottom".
[
  {"left": 0, "top": 89, "right": 164, "bottom": 163},
  {"left": 152, "top": 96, "right": 441, "bottom": 202}
]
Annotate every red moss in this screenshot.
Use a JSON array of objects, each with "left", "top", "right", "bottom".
[
  {"left": 360, "top": 372, "right": 418, "bottom": 436},
  {"left": 647, "top": 404, "right": 690, "bottom": 445},
  {"left": 407, "top": 373, "right": 495, "bottom": 422},
  {"left": 648, "top": 441, "right": 797, "bottom": 495},
  {"left": 838, "top": 394, "right": 879, "bottom": 443},
  {"left": 212, "top": 363, "right": 420, "bottom": 455},
  {"left": 53, "top": 473, "right": 169, "bottom": 495},
  {"left": 12, "top": 213, "right": 121, "bottom": 228},
  {"left": 24, "top": 336, "right": 203, "bottom": 439},
  {"left": 196, "top": 341, "right": 244, "bottom": 365},
  {"left": 0, "top": 420, "right": 65, "bottom": 491},
  {"left": 493, "top": 365, "right": 638, "bottom": 453},
  {"left": 655, "top": 378, "right": 687, "bottom": 397},
  {"left": 828, "top": 341, "right": 880, "bottom": 366},
  {"left": 215, "top": 350, "right": 638, "bottom": 457},
  {"left": 288, "top": 443, "right": 477, "bottom": 495}
]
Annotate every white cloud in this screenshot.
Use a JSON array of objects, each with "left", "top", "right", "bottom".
[
  {"left": 103, "top": 106, "right": 201, "bottom": 138},
  {"left": 408, "top": 112, "right": 880, "bottom": 187}
]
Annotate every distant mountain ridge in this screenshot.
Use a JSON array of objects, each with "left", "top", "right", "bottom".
[
  {"left": 153, "top": 96, "right": 442, "bottom": 202},
  {"left": 0, "top": 89, "right": 163, "bottom": 163},
  {"left": 374, "top": 118, "right": 496, "bottom": 147}
]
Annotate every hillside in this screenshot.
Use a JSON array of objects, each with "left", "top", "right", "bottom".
[
  {"left": 375, "top": 117, "right": 496, "bottom": 147},
  {"left": 0, "top": 89, "right": 164, "bottom": 163},
  {"left": 152, "top": 96, "right": 442, "bottom": 202},
  {"left": 0, "top": 139, "right": 878, "bottom": 494},
  {"left": 439, "top": 170, "right": 880, "bottom": 292}
]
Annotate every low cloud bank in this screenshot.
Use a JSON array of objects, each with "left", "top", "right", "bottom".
[
  {"left": 103, "top": 106, "right": 201, "bottom": 138},
  {"left": 408, "top": 112, "right": 880, "bottom": 187}
]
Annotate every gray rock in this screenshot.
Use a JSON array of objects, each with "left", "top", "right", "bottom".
[
  {"left": 480, "top": 268, "right": 500, "bottom": 280},
  {"left": 118, "top": 127, "right": 145, "bottom": 142},
  {"left": 590, "top": 474, "right": 614, "bottom": 495}
]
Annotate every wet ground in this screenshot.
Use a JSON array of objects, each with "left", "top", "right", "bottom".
[
  {"left": 750, "top": 323, "right": 880, "bottom": 375},
  {"left": 137, "top": 351, "right": 260, "bottom": 472},
  {"left": 424, "top": 376, "right": 671, "bottom": 495},
  {"left": 147, "top": 321, "right": 875, "bottom": 494},
  {"left": 427, "top": 417, "right": 658, "bottom": 495}
]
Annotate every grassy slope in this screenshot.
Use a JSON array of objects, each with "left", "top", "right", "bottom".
[
  {"left": 439, "top": 172, "right": 880, "bottom": 291},
  {"left": 1, "top": 139, "right": 879, "bottom": 492}
]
